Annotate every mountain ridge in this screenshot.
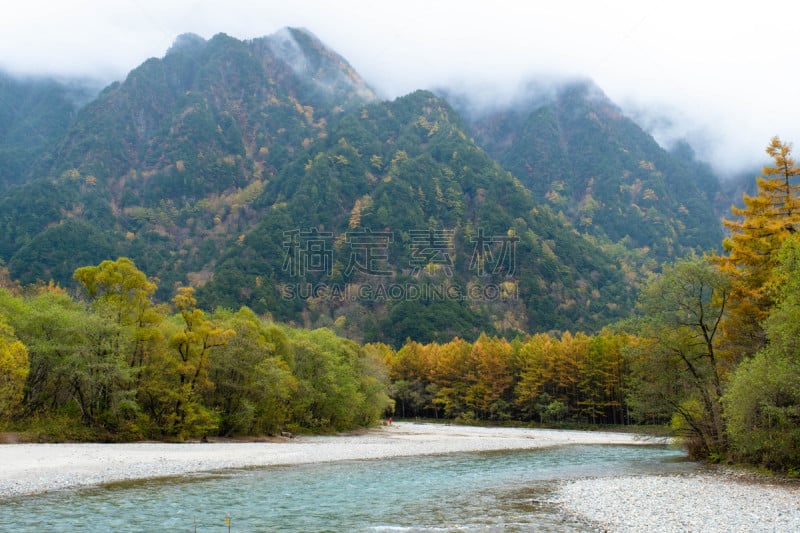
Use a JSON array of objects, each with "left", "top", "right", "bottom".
[{"left": 0, "top": 28, "right": 724, "bottom": 342}]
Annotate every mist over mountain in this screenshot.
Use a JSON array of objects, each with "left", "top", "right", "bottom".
[
  {"left": 0, "top": 72, "right": 101, "bottom": 188},
  {"left": 446, "top": 80, "right": 724, "bottom": 260},
  {"left": 0, "top": 28, "right": 728, "bottom": 342}
]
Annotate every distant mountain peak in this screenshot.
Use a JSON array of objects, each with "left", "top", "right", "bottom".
[
  {"left": 166, "top": 32, "right": 207, "bottom": 55},
  {"left": 260, "top": 27, "right": 377, "bottom": 104},
  {"left": 0, "top": 27, "right": 725, "bottom": 342}
]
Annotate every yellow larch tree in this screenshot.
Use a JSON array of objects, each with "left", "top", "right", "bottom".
[{"left": 717, "top": 136, "right": 800, "bottom": 354}]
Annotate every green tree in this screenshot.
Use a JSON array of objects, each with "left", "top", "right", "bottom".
[
  {"left": 205, "top": 308, "right": 297, "bottom": 436},
  {"left": 73, "top": 258, "right": 170, "bottom": 436},
  {"left": 74, "top": 257, "right": 164, "bottom": 369},
  {"left": 2, "top": 290, "right": 87, "bottom": 417},
  {"left": 287, "top": 328, "right": 391, "bottom": 431},
  {"left": 0, "top": 287, "right": 134, "bottom": 435},
  {"left": 723, "top": 236, "right": 800, "bottom": 471},
  {"left": 629, "top": 255, "right": 731, "bottom": 458},
  {"left": 67, "top": 310, "right": 133, "bottom": 428}
]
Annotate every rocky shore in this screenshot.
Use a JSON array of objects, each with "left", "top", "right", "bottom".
[
  {"left": 0, "top": 423, "right": 645, "bottom": 498},
  {"left": 554, "top": 471, "right": 800, "bottom": 532}
]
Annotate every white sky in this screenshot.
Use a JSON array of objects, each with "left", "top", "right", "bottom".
[{"left": 1, "top": 0, "right": 797, "bottom": 176}]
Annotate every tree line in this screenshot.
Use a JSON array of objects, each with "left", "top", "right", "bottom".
[
  {"left": 0, "top": 258, "right": 391, "bottom": 441},
  {"left": 626, "top": 136, "right": 800, "bottom": 472},
  {"left": 378, "top": 330, "right": 631, "bottom": 425}
]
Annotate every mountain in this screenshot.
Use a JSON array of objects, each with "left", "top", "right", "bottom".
[
  {"left": 0, "top": 28, "right": 726, "bottom": 343},
  {"left": 0, "top": 28, "right": 377, "bottom": 292},
  {"left": 454, "top": 81, "right": 723, "bottom": 260},
  {"left": 48, "top": 28, "right": 376, "bottom": 198},
  {"left": 197, "top": 89, "right": 635, "bottom": 344}
]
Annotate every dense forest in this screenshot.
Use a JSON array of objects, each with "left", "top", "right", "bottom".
[{"left": 0, "top": 29, "right": 799, "bottom": 473}]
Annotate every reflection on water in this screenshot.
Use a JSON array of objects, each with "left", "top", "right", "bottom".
[{"left": 0, "top": 444, "right": 694, "bottom": 532}]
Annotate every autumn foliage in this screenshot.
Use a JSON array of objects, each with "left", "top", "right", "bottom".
[
  {"left": 717, "top": 136, "right": 800, "bottom": 353},
  {"left": 2, "top": 138, "right": 800, "bottom": 472},
  {"left": 383, "top": 330, "right": 631, "bottom": 424}
]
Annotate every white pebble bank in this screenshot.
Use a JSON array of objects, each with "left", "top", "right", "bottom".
[
  {"left": 0, "top": 423, "right": 647, "bottom": 498},
  {"left": 554, "top": 473, "right": 800, "bottom": 532}
]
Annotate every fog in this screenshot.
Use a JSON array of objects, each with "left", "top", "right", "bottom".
[{"left": 2, "top": 0, "right": 797, "bottom": 177}]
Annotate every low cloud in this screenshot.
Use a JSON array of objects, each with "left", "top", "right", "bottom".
[{"left": 1, "top": 0, "right": 797, "bottom": 177}]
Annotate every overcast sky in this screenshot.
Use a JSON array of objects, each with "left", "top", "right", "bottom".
[{"left": 2, "top": 0, "right": 797, "bottom": 176}]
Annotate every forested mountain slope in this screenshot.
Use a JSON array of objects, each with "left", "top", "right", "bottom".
[
  {"left": 0, "top": 29, "right": 724, "bottom": 343},
  {"left": 198, "top": 90, "right": 636, "bottom": 344},
  {"left": 0, "top": 28, "right": 376, "bottom": 293}
]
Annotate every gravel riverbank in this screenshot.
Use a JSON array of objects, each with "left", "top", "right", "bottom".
[
  {"left": 0, "top": 423, "right": 648, "bottom": 498},
  {"left": 554, "top": 472, "right": 800, "bottom": 532}
]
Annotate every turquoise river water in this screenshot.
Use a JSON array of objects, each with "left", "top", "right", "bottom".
[{"left": 0, "top": 444, "right": 695, "bottom": 532}]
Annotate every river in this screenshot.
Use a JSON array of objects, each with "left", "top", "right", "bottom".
[{"left": 0, "top": 444, "right": 694, "bottom": 532}]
